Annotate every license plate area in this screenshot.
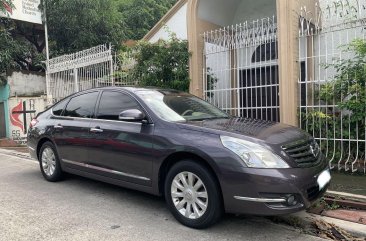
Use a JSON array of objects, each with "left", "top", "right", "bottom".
[{"left": 317, "top": 169, "right": 331, "bottom": 191}]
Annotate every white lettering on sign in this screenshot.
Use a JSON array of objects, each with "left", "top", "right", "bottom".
[{"left": 0, "top": 0, "right": 42, "bottom": 25}]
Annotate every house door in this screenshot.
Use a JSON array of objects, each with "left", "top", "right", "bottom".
[
  {"left": 0, "top": 102, "right": 6, "bottom": 138},
  {"left": 239, "top": 65, "right": 279, "bottom": 122}
]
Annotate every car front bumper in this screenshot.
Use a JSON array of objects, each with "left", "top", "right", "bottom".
[{"left": 220, "top": 157, "right": 330, "bottom": 216}]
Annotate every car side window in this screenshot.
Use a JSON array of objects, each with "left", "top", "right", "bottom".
[
  {"left": 63, "top": 92, "right": 99, "bottom": 118},
  {"left": 52, "top": 98, "right": 69, "bottom": 116},
  {"left": 97, "top": 91, "right": 142, "bottom": 121}
]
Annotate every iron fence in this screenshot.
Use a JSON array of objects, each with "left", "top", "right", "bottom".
[
  {"left": 46, "top": 44, "right": 114, "bottom": 104},
  {"left": 298, "top": 0, "right": 366, "bottom": 173},
  {"left": 202, "top": 16, "right": 280, "bottom": 122}
]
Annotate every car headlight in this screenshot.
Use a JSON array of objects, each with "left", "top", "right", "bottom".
[{"left": 220, "top": 136, "right": 290, "bottom": 168}]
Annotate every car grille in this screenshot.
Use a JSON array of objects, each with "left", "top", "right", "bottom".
[{"left": 282, "top": 139, "right": 321, "bottom": 167}]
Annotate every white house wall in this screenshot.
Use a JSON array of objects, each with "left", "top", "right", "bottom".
[
  {"left": 7, "top": 71, "right": 46, "bottom": 97},
  {"left": 198, "top": 0, "right": 276, "bottom": 27},
  {"left": 148, "top": 3, "right": 188, "bottom": 42},
  {"left": 232, "top": 0, "right": 276, "bottom": 24}
]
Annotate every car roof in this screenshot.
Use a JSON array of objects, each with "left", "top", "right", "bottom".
[{"left": 78, "top": 86, "right": 186, "bottom": 95}]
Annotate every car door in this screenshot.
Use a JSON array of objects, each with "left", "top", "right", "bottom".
[
  {"left": 52, "top": 91, "right": 99, "bottom": 167},
  {"left": 87, "top": 90, "right": 154, "bottom": 186}
]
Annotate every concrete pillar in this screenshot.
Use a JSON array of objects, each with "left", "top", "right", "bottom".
[
  {"left": 187, "top": 0, "right": 221, "bottom": 98},
  {"left": 187, "top": 0, "right": 201, "bottom": 97},
  {"left": 276, "top": 0, "right": 300, "bottom": 126}
]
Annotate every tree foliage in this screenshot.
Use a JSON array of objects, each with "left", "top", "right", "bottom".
[
  {"left": 120, "top": 0, "right": 177, "bottom": 40},
  {"left": 1, "top": 1, "right": 45, "bottom": 85},
  {"left": 43, "top": 0, "right": 126, "bottom": 55},
  {"left": 123, "top": 36, "right": 190, "bottom": 91},
  {"left": 43, "top": 0, "right": 177, "bottom": 55},
  {"left": 1, "top": 0, "right": 179, "bottom": 81}
]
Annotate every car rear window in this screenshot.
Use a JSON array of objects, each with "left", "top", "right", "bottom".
[
  {"left": 52, "top": 99, "right": 69, "bottom": 116},
  {"left": 63, "top": 92, "right": 99, "bottom": 118}
]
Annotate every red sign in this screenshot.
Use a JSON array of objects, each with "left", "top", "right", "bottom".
[
  {"left": 10, "top": 101, "right": 24, "bottom": 132},
  {"left": 10, "top": 101, "right": 36, "bottom": 134}
]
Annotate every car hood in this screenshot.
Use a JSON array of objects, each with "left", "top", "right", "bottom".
[{"left": 178, "top": 117, "right": 310, "bottom": 145}]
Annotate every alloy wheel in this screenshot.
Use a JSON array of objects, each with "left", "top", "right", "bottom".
[
  {"left": 41, "top": 147, "right": 56, "bottom": 177},
  {"left": 171, "top": 172, "right": 208, "bottom": 219}
]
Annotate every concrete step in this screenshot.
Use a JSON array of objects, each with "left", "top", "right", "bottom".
[
  {"left": 0, "top": 138, "right": 19, "bottom": 147},
  {"left": 327, "top": 190, "right": 366, "bottom": 204}
]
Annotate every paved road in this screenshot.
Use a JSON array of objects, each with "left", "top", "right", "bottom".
[{"left": 0, "top": 152, "right": 324, "bottom": 241}]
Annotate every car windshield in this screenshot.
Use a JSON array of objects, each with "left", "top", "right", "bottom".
[{"left": 136, "top": 90, "right": 229, "bottom": 122}]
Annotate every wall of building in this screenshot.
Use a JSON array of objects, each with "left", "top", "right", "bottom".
[
  {"left": 233, "top": 0, "right": 276, "bottom": 24},
  {"left": 198, "top": 0, "right": 276, "bottom": 27},
  {"left": 7, "top": 70, "right": 46, "bottom": 97},
  {"left": 148, "top": 3, "right": 188, "bottom": 42},
  {"left": 1, "top": 71, "right": 47, "bottom": 144}
]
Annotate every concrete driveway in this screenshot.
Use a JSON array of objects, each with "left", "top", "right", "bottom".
[{"left": 0, "top": 152, "right": 324, "bottom": 241}]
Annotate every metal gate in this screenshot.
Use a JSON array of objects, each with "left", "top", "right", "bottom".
[
  {"left": 46, "top": 44, "right": 114, "bottom": 103},
  {"left": 203, "top": 17, "right": 280, "bottom": 122},
  {"left": 299, "top": 0, "right": 366, "bottom": 173}
]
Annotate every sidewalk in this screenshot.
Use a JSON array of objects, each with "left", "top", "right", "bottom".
[{"left": 330, "top": 172, "right": 366, "bottom": 196}]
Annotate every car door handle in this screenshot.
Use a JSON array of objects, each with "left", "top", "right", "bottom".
[
  {"left": 90, "top": 127, "right": 103, "bottom": 133},
  {"left": 54, "top": 124, "right": 63, "bottom": 129}
]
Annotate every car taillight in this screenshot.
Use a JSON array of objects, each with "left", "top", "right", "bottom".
[{"left": 30, "top": 118, "right": 39, "bottom": 128}]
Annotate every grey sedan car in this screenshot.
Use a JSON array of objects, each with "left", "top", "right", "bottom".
[{"left": 27, "top": 87, "right": 331, "bottom": 229}]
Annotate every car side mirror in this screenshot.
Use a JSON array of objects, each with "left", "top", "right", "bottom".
[{"left": 119, "top": 109, "right": 146, "bottom": 122}]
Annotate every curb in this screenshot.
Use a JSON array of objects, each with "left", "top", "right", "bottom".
[
  {"left": 283, "top": 211, "right": 366, "bottom": 239},
  {"left": 326, "top": 190, "right": 366, "bottom": 204},
  {"left": 0, "top": 148, "right": 34, "bottom": 161}
]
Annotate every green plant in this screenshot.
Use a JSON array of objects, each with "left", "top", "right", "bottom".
[
  {"left": 125, "top": 35, "right": 190, "bottom": 91},
  {"left": 120, "top": 0, "right": 178, "bottom": 40},
  {"left": 300, "top": 39, "right": 366, "bottom": 164},
  {"left": 312, "top": 197, "right": 340, "bottom": 211},
  {"left": 206, "top": 67, "right": 218, "bottom": 99}
]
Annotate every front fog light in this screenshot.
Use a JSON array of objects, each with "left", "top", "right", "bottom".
[{"left": 286, "top": 195, "right": 298, "bottom": 206}]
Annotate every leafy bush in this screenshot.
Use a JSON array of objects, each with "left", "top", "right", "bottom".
[
  {"left": 301, "top": 39, "right": 366, "bottom": 164},
  {"left": 123, "top": 36, "right": 190, "bottom": 91}
]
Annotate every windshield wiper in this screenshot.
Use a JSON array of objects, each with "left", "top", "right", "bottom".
[{"left": 190, "top": 116, "right": 229, "bottom": 121}]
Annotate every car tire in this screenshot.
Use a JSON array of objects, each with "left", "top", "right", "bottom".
[
  {"left": 164, "top": 160, "right": 223, "bottom": 229},
  {"left": 39, "top": 142, "right": 63, "bottom": 182}
]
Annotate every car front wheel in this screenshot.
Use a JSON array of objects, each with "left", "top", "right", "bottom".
[{"left": 164, "top": 160, "right": 223, "bottom": 229}]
